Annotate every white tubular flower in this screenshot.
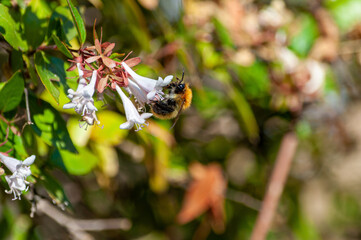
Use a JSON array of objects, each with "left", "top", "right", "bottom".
[
  {"left": 147, "top": 76, "right": 173, "bottom": 101},
  {"left": 302, "top": 60, "right": 325, "bottom": 95},
  {"left": 115, "top": 85, "right": 153, "bottom": 131},
  {"left": 127, "top": 79, "right": 148, "bottom": 106},
  {"left": 121, "top": 62, "right": 173, "bottom": 103},
  {"left": 0, "top": 154, "right": 35, "bottom": 200},
  {"left": 63, "top": 65, "right": 100, "bottom": 127}
]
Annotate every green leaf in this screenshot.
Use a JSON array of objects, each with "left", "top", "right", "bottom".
[
  {"left": 230, "top": 89, "right": 259, "bottom": 142},
  {"left": 0, "top": 4, "right": 28, "bottom": 51},
  {"left": 89, "top": 111, "right": 128, "bottom": 145},
  {"left": 34, "top": 51, "right": 60, "bottom": 104},
  {"left": 66, "top": 0, "right": 86, "bottom": 45},
  {"left": 0, "top": 71, "right": 24, "bottom": 112},
  {"left": 326, "top": 0, "right": 361, "bottom": 33},
  {"left": 0, "top": 121, "right": 27, "bottom": 159},
  {"left": 39, "top": 170, "right": 71, "bottom": 208},
  {"left": 212, "top": 68, "right": 259, "bottom": 142},
  {"left": 10, "top": 50, "right": 23, "bottom": 72},
  {"left": 289, "top": 14, "right": 319, "bottom": 57},
  {"left": 29, "top": 97, "right": 77, "bottom": 153},
  {"left": 47, "top": 6, "right": 77, "bottom": 44},
  {"left": 23, "top": 54, "right": 39, "bottom": 86},
  {"left": 58, "top": 147, "right": 99, "bottom": 175},
  {"left": 52, "top": 34, "right": 73, "bottom": 58},
  {"left": 22, "top": 0, "right": 51, "bottom": 49},
  {"left": 212, "top": 18, "right": 234, "bottom": 48}
]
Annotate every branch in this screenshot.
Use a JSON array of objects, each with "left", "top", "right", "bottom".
[
  {"left": 22, "top": 88, "right": 33, "bottom": 132},
  {"left": 250, "top": 132, "right": 298, "bottom": 240},
  {"left": 35, "top": 197, "right": 132, "bottom": 240},
  {"left": 226, "top": 189, "right": 261, "bottom": 211}
]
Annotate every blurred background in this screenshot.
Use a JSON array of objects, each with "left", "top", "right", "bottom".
[{"left": 2, "top": 0, "right": 361, "bottom": 239}]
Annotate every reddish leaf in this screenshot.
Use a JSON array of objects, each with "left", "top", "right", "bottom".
[
  {"left": 103, "top": 43, "right": 115, "bottom": 56},
  {"left": 84, "top": 45, "right": 96, "bottom": 51},
  {"left": 86, "top": 55, "right": 101, "bottom": 63},
  {"left": 94, "top": 38, "right": 102, "bottom": 54},
  {"left": 125, "top": 57, "right": 142, "bottom": 68},
  {"left": 97, "top": 75, "right": 108, "bottom": 93},
  {"left": 93, "top": 19, "right": 98, "bottom": 41},
  {"left": 102, "top": 56, "right": 116, "bottom": 69},
  {"left": 177, "top": 163, "right": 226, "bottom": 232}
]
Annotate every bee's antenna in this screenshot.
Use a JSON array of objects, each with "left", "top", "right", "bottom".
[{"left": 180, "top": 68, "right": 185, "bottom": 83}]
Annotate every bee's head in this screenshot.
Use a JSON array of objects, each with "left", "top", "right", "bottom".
[
  {"left": 175, "top": 83, "right": 185, "bottom": 93},
  {"left": 175, "top": 69, "right": 186, "bottom": 93}
]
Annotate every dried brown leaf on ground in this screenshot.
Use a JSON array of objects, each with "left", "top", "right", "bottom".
[{"left": 177, "top": 162, "right": 226, "bottom": 233}]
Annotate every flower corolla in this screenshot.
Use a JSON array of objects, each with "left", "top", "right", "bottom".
[{"left": 0, "top": 154, "right": 35, "bottom": 200}]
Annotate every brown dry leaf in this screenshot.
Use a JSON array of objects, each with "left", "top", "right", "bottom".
[{"left": 177, "top": 163, "right": 226, "bottom": 233}]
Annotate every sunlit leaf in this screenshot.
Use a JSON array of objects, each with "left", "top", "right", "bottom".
[
  {"left": 326, "top": 0, "right": 361, "bottom": 33},
  {"left": 90, "top": 111, "right": 128, "bottom": 145},
  {"left": 66, "top": 0, "right": 86, "bottom": 45},
  {"left": 289, "top": 14, "right": 319, "bottom": 57},
  {"left": 0, "top": 4, "right": 27, "bottom": 51},
  {"left": 30, "top": 97, "right": 76, "bottom": 153},
  {"left": 48, "top": 6, "right": 77, "bottom": 44},
  {"left": 67, "top": 117, "right": 92, "bottom": 147},
  {"left": 23, "top": 0, "right": 52, "bottom": 49},
  {"left": 93, "top": 143, "right": 119, "bottom": 178},
  {"left": 35, "top": 52, "right": 60, "bottom": 104},
  {"left": 57, "top": 147, "right": 99, "bottom": 175},
  {"left": 52, "top": 34, "right": 73, "bottom": 58}
]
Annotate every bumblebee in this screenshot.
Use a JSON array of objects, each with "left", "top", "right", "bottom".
[{"left": 150, "top": 72, "right": 192, "bottom": 128}]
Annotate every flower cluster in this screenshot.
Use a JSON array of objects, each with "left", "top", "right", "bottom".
[
  {"left": 64, "top": 63, "right": 100, "bottom": 128},
  {"left": 64, "top": 34, "right": 173, "bottom": 131},
  {"left": 0, "top": 154, "right": 35, "bottom": 200}
]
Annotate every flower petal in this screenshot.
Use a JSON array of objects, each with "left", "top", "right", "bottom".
[
  {"left": 121, "top": 62, "right": 157, "bottom": 92},
  {"left": 162, "top": 75, "right": 173, "bottom": 86},
  {"left": 119, "top": 121, "right": 134, "bottom": 129},
  {"left": 23, "top": 155, "right": 36, "bottom": 166},
  {"left": 82, "top": 70, "right": 97, "bottom": 98},
  {"left": 0, "top": 154, "right": 20, "bottom": 173},
  {"left": 128, "top": 79, "right": 148, "bottom": 105},
  {"left": 140, "top": 113, "right": 153, "bottom": 119},
  {"left": 63, "top": 102, "right": 77, "bottom": 109}
]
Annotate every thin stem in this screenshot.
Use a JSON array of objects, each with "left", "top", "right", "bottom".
[
  {"left": 0, "top": 126, "right": 9, "bottom": 147},
  {"left": 37, "top": 45, "right": 57, "bottom": 51},
  {"left": 250, "top": 132, "right": 298, "bottom": 240},
  {"left": 24, "top": 88, "right": 32, "bottom": 124}
]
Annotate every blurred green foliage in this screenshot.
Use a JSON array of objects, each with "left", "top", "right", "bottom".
[{"left": 1, "top": 0, "right": 361, "bottom": 239}]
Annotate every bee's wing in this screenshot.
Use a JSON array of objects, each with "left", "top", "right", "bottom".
[{"left": 170, "top": 99, "right": 185, "bottom": 130}]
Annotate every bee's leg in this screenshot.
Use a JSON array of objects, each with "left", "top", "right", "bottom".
[{"left": 170, "top": 99, "right": 185, "bottom": 129}]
